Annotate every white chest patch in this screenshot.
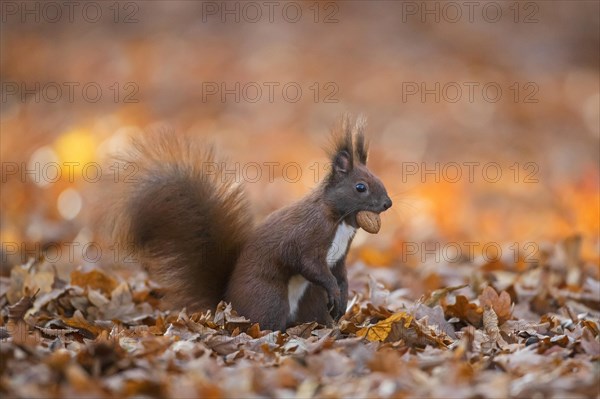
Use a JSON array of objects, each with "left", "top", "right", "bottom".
[
  {"left": 287, "top": 275, "right": 309, "bottom": 318},
  {"left": 326, "top": 222, "right": 356, "bottom": 268},
  {"left": 287, "top": 222, "right": 356, "bottom": 319}
]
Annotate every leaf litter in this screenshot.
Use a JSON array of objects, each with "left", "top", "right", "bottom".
[{"left": 1, "top": 239, "right": 598, "bottom": 398}]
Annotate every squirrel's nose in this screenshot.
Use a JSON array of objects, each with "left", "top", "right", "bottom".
[{"left": 382, "top": 198, "right": 392, "bottom": 211}]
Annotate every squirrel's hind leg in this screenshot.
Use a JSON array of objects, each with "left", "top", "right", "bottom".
[{"left": 293, "top": 284, "right": 334, "bottom": 327}]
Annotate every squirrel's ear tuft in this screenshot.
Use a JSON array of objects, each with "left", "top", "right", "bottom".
[
  {"left": 328, "top": 114, "right": 355, "bottom": 171},
  {"left": 327, "top": 113, "right": 370, "bottom": 178},
  {"left": 353, "top": 116, "right": 369, "bottom": 165},
  {"left": 333, "top": 150, "right": 351, "bottom": 175}
]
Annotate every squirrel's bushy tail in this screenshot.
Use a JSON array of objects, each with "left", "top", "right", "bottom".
[{"left": 104, "top": 131, "right": 252, "bottom": 311}]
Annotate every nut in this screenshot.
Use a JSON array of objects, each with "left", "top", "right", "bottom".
[{"left": 356, "top": 211, "right": 381, "bottom": 234}]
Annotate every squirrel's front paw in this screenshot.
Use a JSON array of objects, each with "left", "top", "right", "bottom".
[{"left": 327, "top": 288, "right": 341, "bottom": 319}]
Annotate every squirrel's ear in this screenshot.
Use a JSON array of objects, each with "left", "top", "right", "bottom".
[{"left": 333, "top": 150, "right": 351, "bottom": 175}]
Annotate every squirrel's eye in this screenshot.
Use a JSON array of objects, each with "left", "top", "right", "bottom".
[{"left": 355, "top": 183, "right": 367, "bottom": 193}]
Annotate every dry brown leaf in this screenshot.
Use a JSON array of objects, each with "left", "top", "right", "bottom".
[
  {"left": 64, "top": 363, "right": 93, "bottom": 391},
  {"left": 357, "top": 312, "right": 447, "bottom": 348},
  {"left": 44, "top": 348, "right": 72, "bottom": 370},
  {"left": 35, "top": 326, "right": 79, "bottom": 339},
  {"left": 122, "top": 378, "right": 164, "bottom": 397},
  {"left": 204, "top": 334, "right": 244, "bottom": 356},
  {"left": 413, "top": 304, "right": 456, "bottom": 339},
  {"left": 70, "top": 268, "right": 118, "bottom": 294},
  {"left": 445, "top": 296, "right": 483, "bottom": 327},
  {"left": 581, "top": 320, "right": 599, "bottom": 335},
  {"left": 423, "top": 284, "right": 468, "bottom": 307},
  {"left": 61, "top": 310, "right": 105, "bottom": 338},
  {"left": 246, "top": 323, "right": 262, "bottom": 339},
  {"left": 148, "top": 316, "right": 167, "bottom": 335},
  {"left": 483, "top": 305, "right": 500, "bottom": 343},
  {"left": 286, "top": 322, "right": 318, "bottom": 338},
  {"left": 8, "top": 289, "right": 39, "bottom": 320},
  {"left": 580, "top": 327, "right": 600, "bottom": 356},
  {"left": 357, "top": 312, "right": 412, "bottom": 342},
  {"left": 478, "top": 286, "right": 513, "bottom": 325},
  {"left": 7, "top": 320, "right": 39, "bottom": 346}
]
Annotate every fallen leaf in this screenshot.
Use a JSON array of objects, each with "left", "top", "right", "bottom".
[
  {"left": 478, "top": 286, "right": 513, "bottom": 325},
  {"left": 357, "top": 312, "right": 447, "bottom": 348},
  {"left": 70, "top": 268, "right": 118, "bottom": 295},
  {"left": 483, "top": 305, "right": 500, "bottom": 343},
  {"left": 445, "top": 296, "right": 483, "bottom": 327},
  {"left": 8, "top": 289, "right": 39, "bottom": 320},
  {"left": 423, "top": 284, "right": 468, "bottom": 307},
  {"left": 286, "top": 322, "right": 318, "bottom": 339},
  {"left": 580, "top": 327, "right": 600, "bottom": 356},
  {"left": 61, "top": 310, "right": 104, "bottom": 338}
]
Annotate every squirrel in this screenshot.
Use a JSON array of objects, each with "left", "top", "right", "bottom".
[{"left": 104, "top": 116, "right": 392, "bottom": 331}]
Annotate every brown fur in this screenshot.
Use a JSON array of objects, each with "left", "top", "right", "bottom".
[
  {"left": 103, "top": 116, "right": 391, "bottom": 331},
  {"left": 103, "top": 132, "right": 251, "bottom": 311}
]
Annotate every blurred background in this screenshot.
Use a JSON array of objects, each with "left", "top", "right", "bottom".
[{"left": 1, "top": 1, "right": 598, "bottom": 286}]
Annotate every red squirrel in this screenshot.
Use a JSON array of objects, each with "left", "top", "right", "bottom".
[{"left": 105, "top": 116, "right": 392, "bottom": 331}]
